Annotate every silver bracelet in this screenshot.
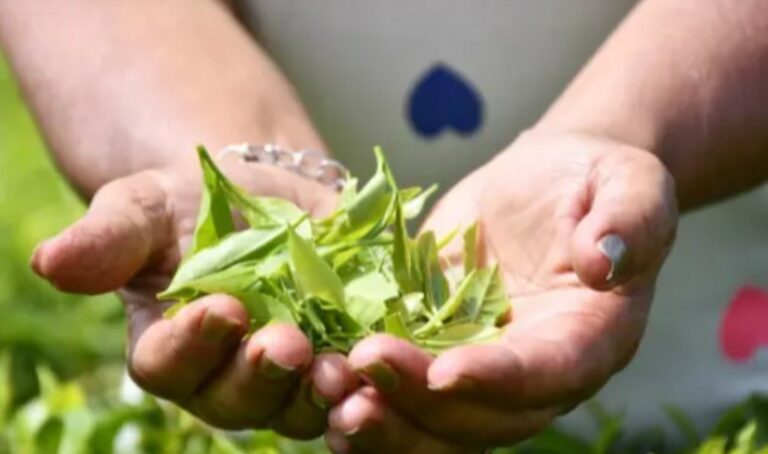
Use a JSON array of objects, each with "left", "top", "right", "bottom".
[{"left": 217, "top": 143, "right": 348, "bottom": 191}]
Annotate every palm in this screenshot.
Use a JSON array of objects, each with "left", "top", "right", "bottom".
[
  {"left": 430, "top": 133, "right": 677, "bottom": 390},
  {"left": 331, "top": 132, "right": 678, "bottom": 451}
]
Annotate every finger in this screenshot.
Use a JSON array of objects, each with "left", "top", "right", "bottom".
[
  {"left": 126, "top": 292, "right": 248, "bottom": 402},
  {"left": 30, "top": 170, "right": 176, "bottom": 294},
  {"left": 270, "top": 353, "right": 359, "bottom": 439},
  {"left": 325, "top": 430, "right": 357, "bottom": 454},
  {"left": 348, "top": 335, "right": 553, "bottom": 445},
  {"left": 186, "top": 323, "right": 312, "bottom": 430},
  {"left": 427, "top": 290, "right": 643, "bottom": 409},
  {"left": 327, "top": 386, "right": 471, "bottom": 454},
  {"left": 571, "top": 150, "right": 677, "bottom": 289}
]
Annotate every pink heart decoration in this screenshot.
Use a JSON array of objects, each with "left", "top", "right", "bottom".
[{"left": 720, "top": 286, "right": 768, "bottom": 363}]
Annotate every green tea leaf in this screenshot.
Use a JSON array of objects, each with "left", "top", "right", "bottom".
[
  {"left": 436, "top": 227, "right": 460, "bottom": 251},
  {"left": 253, "top": 249, "right": 291, "bottom": 277},
  {"left": 339, "top": 177, "right": 359, "bottom": 209},
  {"left": 198, "top": 155, "right": 275, "bottom": 229},
  {"left": 443, "top": 265, "right": 510, "bottom": 326},
  {"left": 163, "top": 226, "right": 286, "bottom": 297},
  {"left": 162, "top": 145, "right": 512, "bottom": 356},
  {"left": 473, "top": 266, "right": 511, "bottom": 326},
  {"left": 237, "top": 291, "right": 296, "bottom": 329},
  {"left": 346, "top": 148, "right": 394, "bottom": 229},
  {"left": 303, "top": 298, "right": 363, "bottom": 351},
  {"left": 402, "top": 184, "right": 437, "bottom": 220},
  {"left": 414, "top": 269, "right": 480, "bottom": 338},
  {"left": 401, "top": 292, "right": 426, "bottom": 321},
  {"left": 344, "top": 271, "right": 397, "bottom": 328},
  {"left": 416, "top": 232, "right": 449, "bottom": 312},
  {"left": 189, "top": 146, "right": 235, "bottom": 255},
  {"left": 393, "top": 196, "right": 421, "bottom": 294},
  {"left": 419, "top": 323, "right": 499, "bottom": 352},
  {"left": 463, "top": 222, "right": 478, "bottom": 275},
  {"left": 383, "top": 312, "right": 413, "bottom": 341},
  {"left": 288, "top": 229, "right": 345, "bottom": 308},
  {"left": 159, "top": 262, "right": 259, "bottom": 302},
  {"left": 324, "top": 147, "right": 399, "bottom": 243},
  {"left": 197, "top": 148, "right": 303, "bottom": 231},
  {"left": 249, "top": 197, "right": 312, "bottom": 237},
  {"left": 163, "top": 301, "right": 187, "bottom": 318}
]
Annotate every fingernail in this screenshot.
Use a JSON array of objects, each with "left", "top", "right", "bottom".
[
  {"left": 597, "top": 234, "right": 628, "bottom": 282},
  {"left": 259, "top": 356, "right": 296, "bottom": 379},
  {"left": 357, "top": 362, "right": 399, "bottom": 392},
  {"left": 343, "top": 426, "right": 361, "bottom": 437},
  {"left": 559, "top": 401, "right": 580, "bottom": 415},
  {"left": 30, "top": 240, "right": 50, "bottom": 276},
  {"left": 310, "top": 385, "right": 330, "bottom": 410},
  {"left": 199, "top": 312, "right": 243, "bottom": 344},
  {"left": 325, "top": 430, "right": 352, "bottom": 453},
  {"left": 428, "top": 375, "right": 476, "bottom": 393}
]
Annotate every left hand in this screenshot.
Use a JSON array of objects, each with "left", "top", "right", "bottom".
[{"left": 323, "top": 130, "right": 678, "bottom": 452}]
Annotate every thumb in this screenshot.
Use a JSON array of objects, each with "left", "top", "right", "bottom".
[
  {"left": 31, "top": 170, "right": 176, "bottom": 294},
  {"left": 571, "top": 151, "right": 678, "bottom": 290}
]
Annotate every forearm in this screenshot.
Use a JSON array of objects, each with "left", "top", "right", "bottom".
[
  {"left": 0, "top": 0, "right": 322, "bottom": 197},
  {"left": 538, "top": 0, "right": 768, "bottom": 211}
]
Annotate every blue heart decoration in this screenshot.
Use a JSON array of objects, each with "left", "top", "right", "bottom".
[{"left": 407, "top": 63, "right": 483, "bottom": 138}]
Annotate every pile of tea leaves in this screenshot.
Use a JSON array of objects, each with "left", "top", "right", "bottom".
[{"left": 158, "top": 146, "right": 510, "bottom": 353}]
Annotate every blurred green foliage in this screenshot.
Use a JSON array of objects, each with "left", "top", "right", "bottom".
[
  {"left": 0, "top": 54, "right": 124, "bottom": 404},
  {"left": 1, "top": 53, "right": 767, "bottom": 453}
]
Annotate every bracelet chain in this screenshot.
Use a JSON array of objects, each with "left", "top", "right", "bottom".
[{"left": 218, "top": 143, "right": 348, "bottom": 191}]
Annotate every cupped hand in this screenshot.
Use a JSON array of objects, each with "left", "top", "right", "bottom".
[
  {"left": 325, "top": 131, "right": 678, "bottom": 452},
  {"left": 30, "top": 159, "right": 358, "bottom": 439}
]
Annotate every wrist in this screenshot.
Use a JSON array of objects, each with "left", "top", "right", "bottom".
[{"left": 532, "top": 109, "right": 665, "bottom": 160}]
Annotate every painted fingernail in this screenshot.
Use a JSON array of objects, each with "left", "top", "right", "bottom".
[
  {"left": 310, "top": 385, "right": 330, "bottom": 410},
  {"left": 199, "top": 312, "right": 243, "bottom": 344},
  {"left": 428, "top": 375, "right": 476, "bottom": 392},
  {"left": 358, "top": 362, "right": 399, "bottom": 392},
  {"left": 259, "top": 356, "right": 297, "bottom": 379},
  {"left": 597, "top": 234, "right": 628, "bottom": 282}
]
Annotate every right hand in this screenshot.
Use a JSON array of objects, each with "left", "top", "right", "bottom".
[{"left": 31, "top": 160, "right": 358, "bottom": 439}]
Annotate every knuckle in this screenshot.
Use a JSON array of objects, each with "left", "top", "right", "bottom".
[{"left": 126, "top": 357, "right": 176, "bottom": 401}]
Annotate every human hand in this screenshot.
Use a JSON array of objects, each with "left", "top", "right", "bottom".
[
  {"left": 31, "top": 160, "right": 358, "bottom": 438},
  {"left": 325, "top": 131, "right": 678, "bottom": 452}
]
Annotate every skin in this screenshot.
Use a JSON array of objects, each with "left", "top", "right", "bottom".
[
  {"left": 326, "top": 1, "right": 768, "bottom": 452},
  {"left": 327, "top": 132, "right": 677, "bottom": 452},
  {"left": 1, "top": 0, "right": 767, "bottom": 451},
  {"left": 1, "top": 0, "right": 355, "bottom": 440}
]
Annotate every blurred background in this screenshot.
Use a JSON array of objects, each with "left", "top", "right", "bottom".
[
  {"left": 1, "top": 48, "right": 767, "bottom": 453},
  {"left": 0, "top": 55, "right": 125, "bottom": 402}
]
